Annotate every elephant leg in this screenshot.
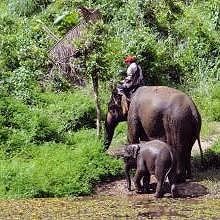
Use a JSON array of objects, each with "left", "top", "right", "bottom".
[
  {"left": 139, "top": 123, "right": 149, "bottom": 142},
  {"left": 133, "top": 170, "right": 144, "bottom": 193},
  {"left": 175, "top": 148, "right": 187, "bottom": 183},
  {"left": 163, "top": 116, "right": 188, "bottom": 183},
  {"left": 186, "top": 141, "right": 194, "bottom": 179},
  {"left": 127, "top": 117, "right": 140, "bottom": 144},
  {"left": 155, "top": 178, "right": 165, "bottom": 198},
  {"left": 124, "top": 164, "right": 132, "bottom": 191},
  {"left": 133, "top": 158, "right": 146, "bottom": 193},
  {"left": 186, "top": 151, "right": 192, "bottom": 179},
  {"left": 168, "top": 170, "right": 178, "bottom": 198},
  {"left": 142, "top": 172, "right": 150, "bottom": 193},
  {"left": 171, "top": 184, "right": 177, "bottom": 198},
  {"left": 155, "top": 168, "right": 166, "bottom": 198}
]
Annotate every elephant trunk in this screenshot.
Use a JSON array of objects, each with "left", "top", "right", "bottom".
[{"left": 103, "top": 118, "right": 117, "bottom": 151}]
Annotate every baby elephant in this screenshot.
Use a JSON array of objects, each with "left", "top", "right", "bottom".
[{"left": 124, "top": 140, "right": 177, "bottom": 198}]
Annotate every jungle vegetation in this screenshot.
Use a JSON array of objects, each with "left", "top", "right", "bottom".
[{"left": 0, "top": 0, "right": 219, "bottom": 198}]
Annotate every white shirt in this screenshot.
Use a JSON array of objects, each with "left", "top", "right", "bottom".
[{"left": 124, "top": 62, "right": 143, "bottom": 86}]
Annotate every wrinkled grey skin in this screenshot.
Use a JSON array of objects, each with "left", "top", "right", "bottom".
[
  {"left": 124, "top": 140, "right": 177, "bottom": 198},
  {"left": 104, "top": 86, "right": 203, "bottom": 183}
]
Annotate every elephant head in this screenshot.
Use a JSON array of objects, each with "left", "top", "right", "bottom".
[
  {"left": 104, "top": 89, "right": 129, "bottom": 150},
  {"left": 123, "top": 144, "right": 140, "bottom": 191},
  {"left": 124, "top": 144, "right": 140, "bottom": 159}
]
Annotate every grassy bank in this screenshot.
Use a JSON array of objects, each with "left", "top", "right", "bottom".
[{"left": 0, "top": 129, "right": 122, "bottom": 199}]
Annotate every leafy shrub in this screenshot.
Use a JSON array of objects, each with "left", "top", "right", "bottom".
[
  {"left": 2, "top": 130, "right": 31, "bottom": 158},
  {"left": 0, "top": 90, "right": 97, "bottom": 149},
  {"left": 6, "top": 67, "right": 41, "bottom": 104},
  {"left": 54, "top": 10, "right": 80, "bottom": 34},
  {"left": 211, "top": 83, "right": 220, "bottom": 121},
  {"left": 0, "top": 97, "right": 30, "bottom": 129},
  {"left": 0, "top": 130, "right": 122, "bottom": 198},
  {"left": 8, "top": 0, "right": 52, "bottom": 16},
  {"left": 193, "top": 82, "right": 220, "bottom": 121},
  {"left": 31, "top": 114, "right": 64, "bottom": 144},
  {"left": 38, "top": 90, "right": 96, "bottom": 132}
]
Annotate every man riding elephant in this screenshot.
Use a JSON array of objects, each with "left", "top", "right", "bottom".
[{"left": 117, "top": 55, "right": 144, "bottom": 98}]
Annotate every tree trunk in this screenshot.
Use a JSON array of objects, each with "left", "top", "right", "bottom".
[{"left": 91, "top": 73, "right": 101, "bottom": 137}]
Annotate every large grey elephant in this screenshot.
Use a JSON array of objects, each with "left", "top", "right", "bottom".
[{"left": 104, "top": 86, "right": 203, "bottom": 183}]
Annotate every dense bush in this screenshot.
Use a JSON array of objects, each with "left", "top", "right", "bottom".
[
  {"left": 2, "top": 0, "right": 219, "bottom": 91},
  {"left": 193, "top": 82, "right": 220, "bottom": 121},
  {"left": 0, "top": 130, "right": 122, "bottom": 198},
  {"left": 8, "top": 0, "right": 52, "bottom": 16},
  {"left": 0, "top": 90, "right": 96, "bottom": 156},
  {"left": 75, "top": 0, "right": 219, "bottom": 87}
]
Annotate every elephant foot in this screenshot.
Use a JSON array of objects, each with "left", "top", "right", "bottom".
[
  {"left": 186, "top": 173, "right": 192, "bottom": 180},
  {"left": 142, "top": 187, "right": 150, "bottom": 194},
  {"left": 154, "top": 191, "right": 164, "bottom": 198},
  {"left": 176, "top": 175, "right": 186, "bottom": 184},
  {"left": 135, "top": 187, "right": 143, "bottom": 194},
  {"left": 171, "top": 185, "right": 178, "bottom": 198}
]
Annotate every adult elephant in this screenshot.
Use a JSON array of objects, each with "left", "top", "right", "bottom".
[{"left": 104, "top": 86, "right": 203, "bottom": 183}]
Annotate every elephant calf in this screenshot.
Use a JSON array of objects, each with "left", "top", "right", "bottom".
[{"left": 123, "top": 140, "right": 177, "bottom": 198}]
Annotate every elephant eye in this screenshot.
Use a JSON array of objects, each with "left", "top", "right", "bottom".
[{"left": 112, "top": 109, "right": 117, "bottom": 115}]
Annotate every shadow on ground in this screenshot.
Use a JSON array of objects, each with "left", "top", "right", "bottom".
[{"left": 95, "top": 175, "right": 208, "bottom": 198}]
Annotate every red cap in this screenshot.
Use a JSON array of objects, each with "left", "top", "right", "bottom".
[{"left": 124, "top": 55, "right": 136, "bottom": 63}]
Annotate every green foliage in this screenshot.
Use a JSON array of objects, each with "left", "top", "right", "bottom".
[
  {"left": 0, "top": 88, "right": 122, "bottom": 198},
  {"left": 74, "top": 21, "right": 109, "bottom": 81},
  {"left": 71, "top": 0, "right": 219, "bottom": 87},
  {"left": 111, "top": 122, "right": 127, "bottom": 147},
  {"left": 0, "top": 90, "right": 97, "bottom": 157},
  {"left": 8, "top": 0, "right": 52, "bottom": 16},
  {"left": 54, "top": 11, "right": 80, "bottom": 33},
  {"left": 1, "top": 0, "right": 219, "bottom": 91},
  {"left": 193, "top": 82, "right": 220, "bottom": 121},
  {"left": 0, "top": 130, "right": 122, "bottom": 198}
]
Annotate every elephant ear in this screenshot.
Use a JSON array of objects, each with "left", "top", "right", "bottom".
[
  {"left": 124, "top": 144, "right": 140, "bottom": 159},
  {"left": 131, "top": 144, "right": 140, "bottom": 159},
  {"left": 121, "top": 94, "right": 129, "bottom": 116}
]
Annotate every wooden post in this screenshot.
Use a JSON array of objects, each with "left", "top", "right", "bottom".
[{"left": 91, "top": 72, "right": 101, "bottom": 137}]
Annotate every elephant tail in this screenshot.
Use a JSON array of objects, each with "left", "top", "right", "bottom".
[{"left": 197, "top": 136, "right": 204, "bottom": 166}]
